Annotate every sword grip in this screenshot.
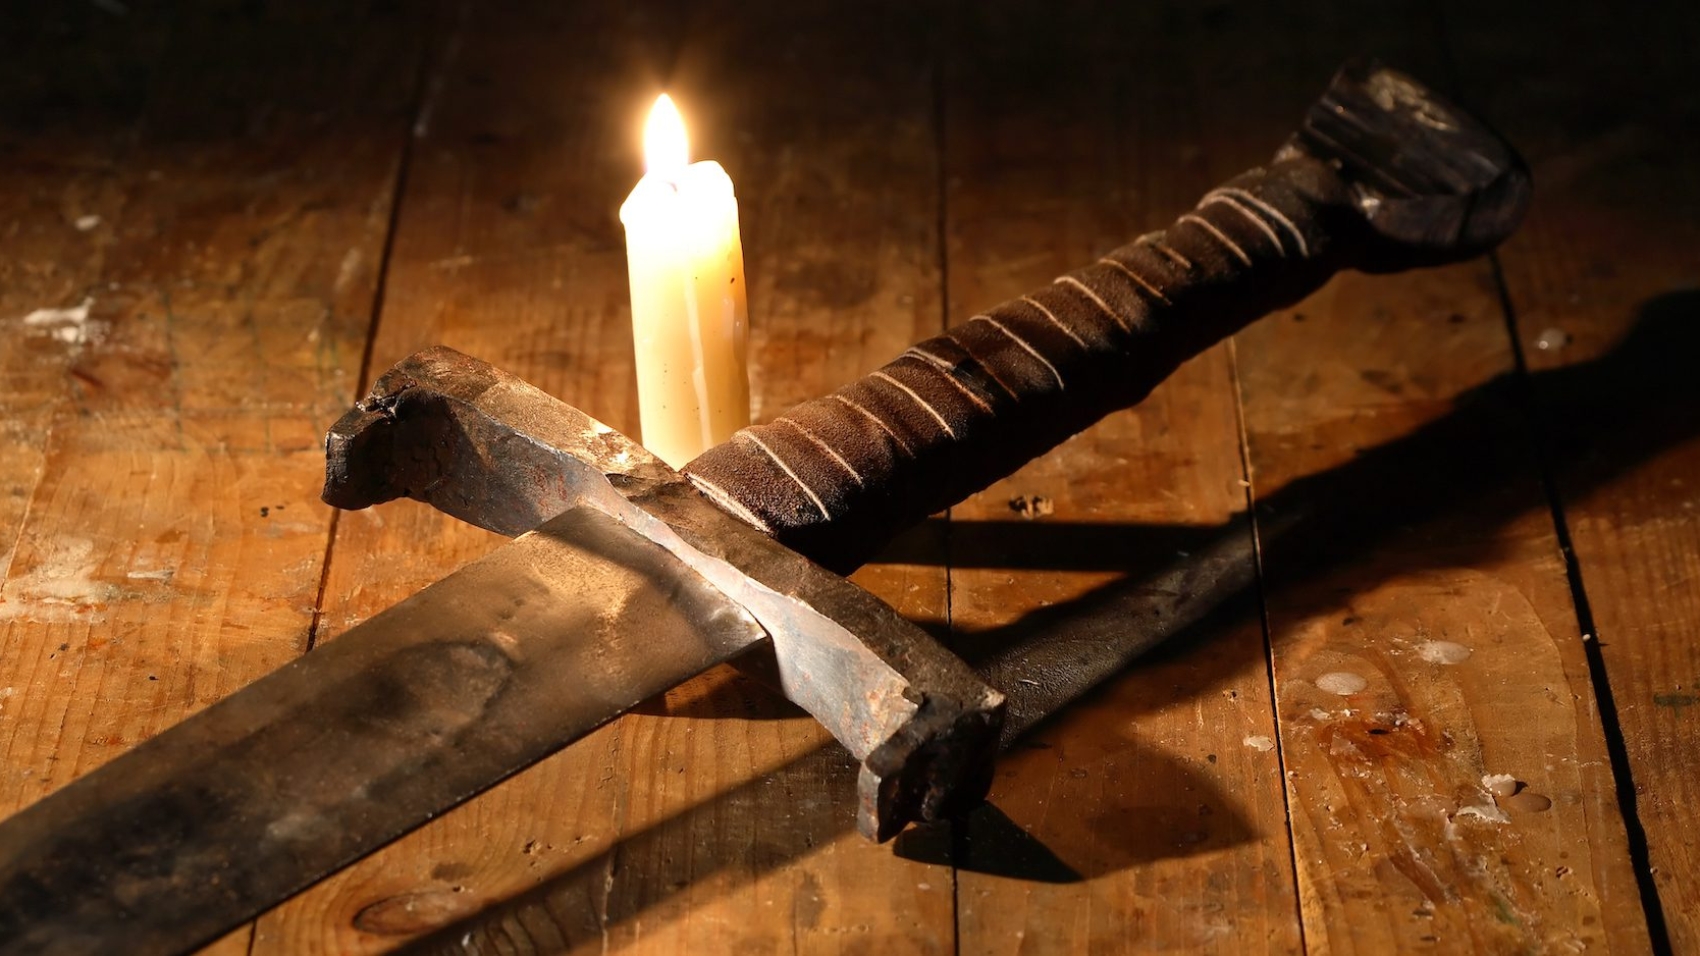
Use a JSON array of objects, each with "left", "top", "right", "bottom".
[
  {"left": 684, "top": 60, "right": 1529, "bottom": 572},
  {"left": 683, "top": 157, "right": 1361, "bottom": 572}
]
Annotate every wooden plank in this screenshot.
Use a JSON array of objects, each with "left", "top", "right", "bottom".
[
  {"left": 594, "top": 7, "right": 955, "bottom": 952},
  {"left": 256, "top": 2, "right": 956, "bottom": 951},
  {"left": 941, "top": 4, "right": 1300, "bottom": 953},
  {"left": 0, "top": 6, "right": 158, "bottom": 591},
  {"left": 1191, "top": 3, "right": 1653, "bottom": 951},
  {"left": 1447, "top": 2, "right": 1700, "bottom": 949},
  {"left": 254, "top": 6, "right": 648, "bottom": 947},
  {"left": 0, "top": 5, "right": 426, "bottom": 955},
  {"left": 8, "top": 4, "right": 1682, "bottom": 953}
]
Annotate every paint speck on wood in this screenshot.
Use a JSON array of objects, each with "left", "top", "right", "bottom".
[
  {"left": 1316, "top": 672, "right": 1368, "bottom": 696},
  {"left": 1417, "top": 640, "right": 1472, "bottom": 664},
  {"left": 1482, "top": 773, "right": 1519, "bottom": 798}
]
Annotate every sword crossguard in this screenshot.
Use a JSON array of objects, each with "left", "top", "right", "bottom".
[{"left": 325, "top": 347, "right": 1004, "bottom": 841}]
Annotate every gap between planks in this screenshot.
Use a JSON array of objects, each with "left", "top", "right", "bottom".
[
  {"left": 1226, "top": 333, "right": 1310, "bottom": 954},
  {"left": 304, "top": 1, "right": 453, "bottom": 656},
  {"left": 1433, "top": 6, "right": 1671, "bottom": 945},
  {"left": 1482, "top": 247, "right": 1672, "bottom": 951},
  {"left": 927, "top": 10, "right": 970, "bottom": 955}
]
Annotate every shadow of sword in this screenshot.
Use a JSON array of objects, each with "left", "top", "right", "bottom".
[{"left": 399, "top": 285, "right": 1700, "bottom": 953}]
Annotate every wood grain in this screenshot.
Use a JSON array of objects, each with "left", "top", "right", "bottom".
[
  {"left": 3, "top": 2, "right": 1691, "bottom": 953},
  {"left": 1196, "top": 3, "right": 1652, "bottom": 951},
  {"left": 0, "top": 6, "right": 154, "bottom": 608},
  {"left": 600, "top": 4, "right": 957, "bottom": 951},
  {"left": 0, "top": 5, "right": 425, "bottom": 955},
  {"left": 251, "top": 5, "right": 653, "bottom": 950},
  {"left": 1448, "top": 2, "right": 1700, "bottom": 949},
  {"left": 253, "top": 2, "right": 957, "bottom": 952},
  {"left": 940, "top": 4, "right": 1299, "bottom": 953}
]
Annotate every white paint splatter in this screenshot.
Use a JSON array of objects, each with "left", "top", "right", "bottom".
[
  {"left": 1316, "top": 672, "right": 1368, "bottom": 696},
  {"left": 1417, "top": 640, "right": 1472, "bottom": 664},
  {"left": 1455, "top": 804, "right": 1511, "bottom": 825},
  {"left": 74, "top": 214, "right": 101, "bottom": 231},
  {"left": 22, "top": 298, "right": 90, "bottom": 327},
  {"left": 0, "top": 536, "right": 118, "bottom": 622},
  {"left": 1243, "top": 735, "right": 1275, "bottom": 752},
  {"left": 335, "top": 246, "right": 363, "bottom": 293},
  {"left": 1482, "top": 773, "right": 1519, "bottom": 798},
  {"left": 125, "top": 567, "right": 175, "bottom": 582},
  {"left": 20, "top": 296, "right": 103, "bottom": 346}
]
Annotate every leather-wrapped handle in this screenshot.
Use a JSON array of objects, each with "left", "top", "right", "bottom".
[
  {"left": 684, "top": 160, "right": 1353, "bottom": 571},
  {"left": 683, "top": 60, "right": 1529, "bottom": 572}
]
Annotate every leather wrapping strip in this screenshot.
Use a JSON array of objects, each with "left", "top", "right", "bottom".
[{"left": 685, "top": 158, "right": 1356, "bottom": 572}]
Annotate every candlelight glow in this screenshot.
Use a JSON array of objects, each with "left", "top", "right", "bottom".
[
  {"left": 621, "top": 91, "right": 749, "bottom": 467},
  {"left": 644, "top": 94, "right": 688, "bottom": 177}
]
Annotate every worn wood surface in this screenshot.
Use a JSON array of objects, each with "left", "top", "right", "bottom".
[
  {"left": 1198, "top": 5, "right": 1650, "bottom": 953},
  {"left": 1, "top": 1, "right": 1693, "bottom": 953},
  {"left": 256, "top": 3, "right": 958, "bottom": 954},
  {"left": 0, "top": 5, "right": 426, "bottom": 954},
  {"left": 1450, "top": 2, "right": 1700, "bottom": 950},
  {"left": 938, "top": 5, "right": 1297, "bottom": 953}
]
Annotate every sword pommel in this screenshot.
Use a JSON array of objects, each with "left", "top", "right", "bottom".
[
  {"left": 1283, "top": 57, "right": 1532, "bottom": 272},
  {"left": 682, "top": 60, "right": 1531, "bottom": 571}
]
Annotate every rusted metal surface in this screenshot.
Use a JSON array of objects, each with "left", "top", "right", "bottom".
[
  {"left": 323, "top": 347, "right": 1264, "bottom": 750},
  {"left": 323, "top": 346, "right": 1007, "bottom": 841}
]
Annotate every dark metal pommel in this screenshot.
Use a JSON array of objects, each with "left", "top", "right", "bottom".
[
  {"left": 682, "top": 59, "right": 1532, "bottom": 571},
  {"left": 1284, "top": 58, "right": 1532, "bottom": 272}
]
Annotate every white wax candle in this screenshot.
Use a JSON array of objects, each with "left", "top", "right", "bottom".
[{"left": 619, "top": 95, "right": 751, "bottom": 469}]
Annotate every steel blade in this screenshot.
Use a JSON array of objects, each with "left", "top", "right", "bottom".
[
  {"left": 324, "top": 346, "right": 1006, "bottom": 840},
  {"left": 0, "top": 506, "right": 763, "bottom": 956}
]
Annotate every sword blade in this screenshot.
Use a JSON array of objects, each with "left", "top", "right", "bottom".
[{"left": 0, "top": 506, "right": 763, "bottom": 956}]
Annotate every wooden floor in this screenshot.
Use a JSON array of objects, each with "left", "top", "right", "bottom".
[{"left": 2, "top": 1, "right": 1696, "bottom": 953}]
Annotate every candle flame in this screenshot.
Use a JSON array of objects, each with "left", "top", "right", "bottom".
[{"left": 644, "top": 94, "right": 688, "bottom": 177}]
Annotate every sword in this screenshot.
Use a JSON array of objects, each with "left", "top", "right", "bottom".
[{"left": 0, "top": 60, "right": 1528, "bottom": 955}]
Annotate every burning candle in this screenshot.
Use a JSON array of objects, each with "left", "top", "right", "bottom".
[{"left": 619, "top": 94, "right": 751, "bottom": 469}]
